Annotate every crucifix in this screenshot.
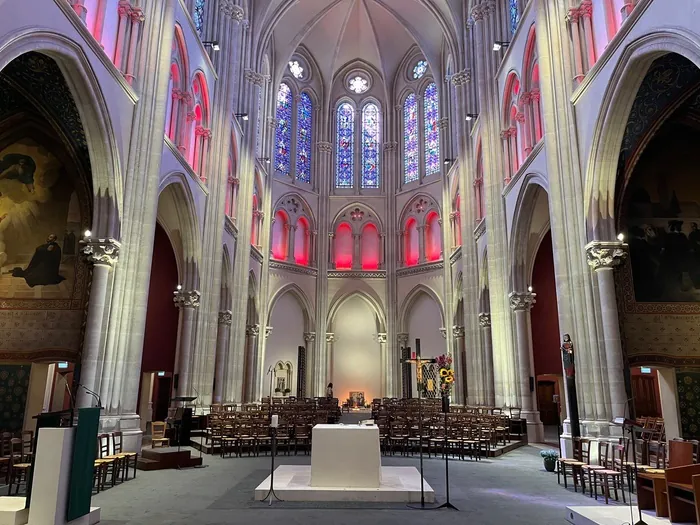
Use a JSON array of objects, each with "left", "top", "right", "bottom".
[{"left": 401, "top": 339, "right": 436, "bottom": 395}]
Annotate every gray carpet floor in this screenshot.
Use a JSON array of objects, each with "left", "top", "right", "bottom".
[{"left": 93, "top": 445, "right": 628, "bottom": 525}]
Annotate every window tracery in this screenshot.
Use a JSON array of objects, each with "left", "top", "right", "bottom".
[
  {"left": 361, "top": 103, "right": 380, "bottom": 189},
  {"left": 289, "top": 60, "right": 304, "bottom": 79},
  {"left": 335, "top": 103, "right": 355, "bottom": 188},
  {"left": 403, "top": 93, "right": 419, "bottom": 183},
  {"left": 423, "top": 82, "right": 440, "bottom": 176},
  {"left": 193, "top": 0, "right": 206, "bottom": 36},
  {"left": 413, "top": 60, "right": 428, "bottom": 79},
  {"left": 296, "top": 93, "right": 313, "bottom": 183},
  {"left": 274, "top": 83, "right": 293, "bottom": 176}
]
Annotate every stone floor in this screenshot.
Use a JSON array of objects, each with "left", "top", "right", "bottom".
[{"left": 93, "top": 445, "right": 624, "bottom": 525}]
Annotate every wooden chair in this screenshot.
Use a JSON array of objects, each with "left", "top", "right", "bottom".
[
  {"left": 293, "top": 424, "right": 310, "bottom": 456},
  {"left": 580, "top": 440, "right": 606, "bottom": 496},
  {"left": 95, "top": 434, "right": 119, "bottom": 488},
  {"left": 558, "top": 438, "right": 586, "bottom": 492},
  {"left": 0, "top": 433, "right": 11, "bottom": 485},
  {"left": 592, "top": 442, "right": 626, "bottom": 504},
  {"left": 108, "top": 432, "right": 138, "bottom": 481},
  {"left": 7, "top": 439, "right": 30, "bottom": 495},
  {"left": 151, "top": 421, "right": 170, "bottom": 448}
]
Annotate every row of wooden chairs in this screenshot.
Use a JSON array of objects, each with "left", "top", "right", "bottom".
[
  {"left": 93, "top": 432, "right": 138, "bottom": 494},
  {"left": 0, "top": 431, "right": 33, "bottom": 495},
  {"left": 213, "top": 420, "right": 313, "bottom": 458}
]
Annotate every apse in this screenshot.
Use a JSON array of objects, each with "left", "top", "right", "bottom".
[
  {"left": 265, "top": 292, "right": 305, "bottom": 396},
  {"left": 332, "top": 295, "right": 381, "bottom": 403}
]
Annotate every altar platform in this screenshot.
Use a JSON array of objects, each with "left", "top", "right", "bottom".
[
  {"left": 254, "top": 465, "right": 435, "bottom": 503},
  {"left": 566, "top": 505, "right": 675, "bottom": 525}
]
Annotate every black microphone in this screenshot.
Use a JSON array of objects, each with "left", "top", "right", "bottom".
[{"left": 77, "top": 383, "right": 103, "bottom": 409}]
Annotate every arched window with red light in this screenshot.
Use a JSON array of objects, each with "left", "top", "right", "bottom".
[
  {"left": 188, "top": 72, "right": 211, "bottom": 181},
  {"left": 166, "top": 26, "right": 188, "bottom": 146},
  {"left": 271, "top": 210, "right": 289, "bottom": 260},
  {"left": 425, "top": 211, "right": 442, "bottom": 261},
  {"left": 502, "top": 73, "right": 521, "bottom": 183},
  {"left": 334, "top": 223, "right": 353, "bottom": 270},
  {"left": 294, "top": 217, "right": 310, "bottom": 266},
  {"left": 522, "top": 27, "right": 543, "bottom": 156},
  {"left": 361, "top": 223, "right": 380, "bottom": 270},
  {"left": 404, "top": 218, "right": 419, "bottom": 267},
  {"left": 474, "top": 139, "right": 485, "bottom": 222}
]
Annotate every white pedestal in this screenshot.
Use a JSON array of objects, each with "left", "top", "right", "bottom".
[
  {"left": 311, "top": 424, "right": 381, "bottom": 488},
  {"left": 0, "top": 497, "right": 28, "bottom": 525}
]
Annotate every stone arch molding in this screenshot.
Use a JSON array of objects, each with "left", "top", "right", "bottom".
[
  {"left": 509, "top": 173, "right": 550, "bottom": 291},
  {"left": 584, "top": 29, "right": 700, "bottom": 242},
  {"left": 327, "top": 287, "right": 387, "bottom": 334},
  {"left": 268, "top": 282, "right": 315, "bottom": 333},
  {"left": 332, "top": 202, "right": 384, "bottom": 235},
  {"left": 398, "top": 284, "right": 446, "bottom": 333},
  {"left": 273, "top": 192, "right": 316, "bottom": 230},
  {"left": 0, "top": 29, "right": 123, "bottom": 238},
  {"left": 399, "top": 193, "right": 441, "bottom": 228}
]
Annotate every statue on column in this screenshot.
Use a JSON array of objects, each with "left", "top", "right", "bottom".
[{"left": 561, "top": 334, "right": 581, "bottom": 439}]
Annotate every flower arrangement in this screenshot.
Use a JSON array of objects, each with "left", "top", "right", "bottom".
[
  {"left": 436, "top": 354, "right": 454, "bottom": 395},
  {"left": 540, "top": 449, "right": 559, "bottom": 459}
]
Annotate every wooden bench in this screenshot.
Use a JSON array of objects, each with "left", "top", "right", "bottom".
[
  {"left": 637, "top": 470, "right": 668, "bottom": 517},
  {"left": 665, "top": 464, "right": 700, "bottom": 523}
]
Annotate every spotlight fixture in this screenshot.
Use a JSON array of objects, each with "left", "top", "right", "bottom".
[
  {"left": 443, "top": 158, "right": 454, "bottom": 166},
  {"left": 259, "top": 157, "right": 271, "bottom": 164},
  {"left": 84, "top": 230, "right": 92, "bottom": 238},
  {"left": 617, "top": 232, "right": 625, "bottom": 242},
  {"left": 528, "top": 285, "right": 533, "bottom": 293},
  {"left": 465, "top": 113, "right": 478, "bottom": 122},
  {"left": 202, "top": 41, "right": 220, "bottom": 51},
  {"left": 176, "top": 284, "right": 182, "bottom": 291},
  {"left": 493, "top": 41, "right": 510, "bottom": 52},
  {"left": 235, "top": 113, "right": 249, "bottom": 121}
]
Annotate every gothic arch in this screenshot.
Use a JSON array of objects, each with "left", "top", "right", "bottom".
[
  {"left": 273, "top": 192, "right": 316, "bottom": 229},
  {"left": 327, "top": 288, "right": 386, "bottom": 333},
  {"left": 398, "top": 284, "right": 446, "bottom": 333},
  {"left": 584, "top": 30, "right": 700, "bottom": 242},
  {"left": 267, "top": 282, "right": 315, "bottom": 332},
  {"left": 0, "top": 31, "right": 122, "bottom": 238},
  {"left": 398, "top": 193, "right": 441, "bottom": 228},
  {"left": 332, "top": 202, "right": 384, "bottom": 235}
]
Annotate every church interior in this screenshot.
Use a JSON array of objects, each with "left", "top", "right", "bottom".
[{"left": 1, "top": 0, "right": 700, "bottom": 524}]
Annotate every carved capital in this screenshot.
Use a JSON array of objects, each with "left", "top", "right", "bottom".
[
  {"left": 267, "top": 116, "right": 277, "bottom": 129},
  {"left": 219, "top": 1, "right": 244, "bottom": 22},
  {"left": 81, "top": 238, "right": 121, "bottom": 267},
  {"left": 173, "top": 289, "right": 201, "bottom": 308},
  {"left": 478, "top": 312, "right": 491, "bottom": 327},
  {"left": 244, "top": 69, "right": 265, "bottom": 86},
  {"left": 397, "top": 332, "right": 409, "bottom": 345},
  {"left": 515, "top": 112, "right": 526, "bottom": 123},
  {"left": 439, "top": 327, "right": 447, "bottom": 339},
  {"left": 317, "top": 141, "right": 333, "bottom": 154},
  {"left": 383, "top": 141, "right": 398, "bottom": 151},
  {"left": 377, "top": 333, "right": 387, "bottom": 344},
  {"left": 509, "top": 291, "right": 537, "bottom": 311},
  {"left": 265, "top": 326, "right": 273, "bottom": 338},
  {"left": 579, "top": 0, "right": 593, "bottom": 18},
  {"left": 585, "top": 240, "right": 628, "bottom": 270},
  {"left": 304, "top": 332, "right": 316, "bottom": 343},
  {"left": 246, "top": 324, "right": 260, "bottom": 336},
  {"left": 451, "top": 69, "right": 471, "bottom": 86},
  {"left": 325, "top": 332, "right": 335, "bottom": 343},
  {"left": 218, "top": 310, "right": 233, "bottom": 325},
  {"left": 129, "top": 7, "right": 144, "bottom": 22},
  {"left": 438, "top": 117, "right": 449, "bottom": 130},
  {"left": 566, "top": 7, "right": 581, "bottom": 23},
  {"left": 453, "top": 325, "right": 465, "bottom": 338}
]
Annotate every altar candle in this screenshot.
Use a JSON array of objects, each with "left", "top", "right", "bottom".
[{"left": 271, "top": 414, "right": 279, "bottom": 428}]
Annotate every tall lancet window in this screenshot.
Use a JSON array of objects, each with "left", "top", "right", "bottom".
[
  {"left": 509, "top": 0, "right": 520, "bottom": 35},
  {"left": 403, "top": 93, "right": 418, "bottom": 183},
  {"left": 274, "top": 83, "right": 292, "bottom": 176},
  {"left": 361, "top": 102, "right": 380, "bottom": 189},
  {"left": 423, "top": 82, "right": 440, "bottom": 176},
  {"left": 296, "top": 92, "right": 313, "bottom": 183},
  {"left": 335, "top": 102, "right": 355, "bottom": 188},
  {"left": 193, "top": 0, "right": 206, "bottom": 35}
]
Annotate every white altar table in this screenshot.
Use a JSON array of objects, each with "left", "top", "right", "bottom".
[{"left": 310, "top": 424, "right": 381, "bottom": 488}]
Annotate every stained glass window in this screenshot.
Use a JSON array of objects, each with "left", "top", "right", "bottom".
[
  {"left": 348, "top": 76, "right": 369, "bottom": 94},
  {"left": 194, "top": 0, "right": 206, "bottom": 36},
  {"left": 403, "top": 93, "right": 418, "bottom": 183},
  {"left": 274, "top": 83, "right": 292, "bottom": 176},
  {"left": 335, "top": 103, "right": 355, "bottom": 188},
  {"left": 255, "top": 88, "right": 262, "bottom": 156},
  {"left": 296, "top": 92, "right": 313, "bottom": 183},
  {"left": 361, "top": 103, "right": 380, "bottom": 189},
  {"left": 289, "top": 61, "right": 304, "bottom": 79},
  {"left": 423, "top": 82, "right": 440, "bottom": 176},
  {"left": 413, "top": 60, "right": 428, "bottom": 79},
  {"left": 509, "top": 0, "right": 520, "bottom": 35}
]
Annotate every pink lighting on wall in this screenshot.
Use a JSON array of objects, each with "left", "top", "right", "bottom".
[
  {"left": 335, "top": 223, "right": 353, "bottom": 269},
  {"left": 361, "top": 223, "right": 380, "bottom": 270},
  {"left": 294, "top": 217, "right": 309, "bottom": 266},
  {"left": 405, "top": 218, "right": 419, "bottom": 266},
  {"left": 425, "top": 212, "right": 442, "bottom": 261},
  {"left": 272, "top": 210, "right": 288, "bottom": 260}
]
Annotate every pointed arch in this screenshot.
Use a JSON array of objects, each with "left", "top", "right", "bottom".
[
  {"left": 327, "top": 288, "right": 386, "bottom": 333},
  {"left": 268, "top": 282, "right": 315, "bottom": 332},
  {"left": 398, "top": 284, "right": 446, "bottom": 333}
]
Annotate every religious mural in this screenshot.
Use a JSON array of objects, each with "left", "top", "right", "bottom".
[{"left": 0, "top": 137, "right": 79, "bottom": 299}]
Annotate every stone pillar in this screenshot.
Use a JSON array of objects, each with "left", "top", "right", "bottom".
[
  {"left": 377, "top": 333, "right": 388, "bottom": 397},
  {"left": 173, "top": 290, "right": 201, "bottom": 400},
  {"left": 531, "top": 90, "right": 542, "bottom": 141},
  {"left": 478, "top": 313, "right": 495, "bottom": 406},
  {"left": 353, "top": 233, "right": 361, "bottom": 270},
  {"left": 509, "top": 292, "right": 543, "bottom": 442},
  {"left": 244, "top": 324, "right": 260, "bottom": 402},
  {"left": 124, "top": 7, "right": 144, "bottom": 85},
  {"left": 328, "top": 232, "right": 335, "bottom": 267},
  {"left": 77, "top": 238, "right": 120, "bottom": 408},
  {"left": 379, "top": 232, "right": 385, "bottom": 269},
  {"left": 286, "top": 224, "right": 296, "bottom": 263},
  {"left": 417, "top": 225, "right": 426, "bottom": 264},
  {"left": 213, "top": 311, "right": 232, "bottom": 404},
  {"left": 114, "top": 0, "right": 131, "bottom": 71},
  {"left": 567, "top": 7, "right": 585, "bottom": 83},
  {"left": 323, "top": 333, "right": 334, "bottom": 395},
  {"left": 579, "top": 0, "right": 596, "bottom": 72},
  {"left": 586, "top": 241, "right": 628, "bottom": 425},
  {"left": 304, "top": 332, "right": 316, "bottom": 397},
  {"left": 452, "top": 326, "right": 466, "bottom": 405},
  {"left": 398, "top": 231, "right": 405, "bottom": 266}
]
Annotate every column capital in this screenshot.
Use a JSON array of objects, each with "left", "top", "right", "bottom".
[
  {"left": 377, "top": 333, "right": 388, "bottom": 343},
  {"left": 304, "top": 331, "right": 316, "bottom": 342},
  {"left": 509, "top": 291, "right": 537, "bottom": 311},
  {"left": 246, "top": 324, "right": 260, "bottom": 336},
  {"left": 267, "top": 116, "right": 277, "bottom": 129},
  {"left": 219, "top": 1, "right": 244, "bottom": 22},
  {"left": 317, "top": 141, "right": 333, "bottom": 154},
  {"left": 439, "top": 327, "right": 447, "bottom": 339},
  {"left": 325, "top": 332, "right": 335, "bottom": 343},
  {"left": 244, "top": 69, "right": 265, "bottom": 86},
  {"left": 478, "top": 312, "right": 491, "bottom": 327},
  {"left": 397, "top": 332, "right": 409, "bottom": 345},
  {"left": 438, "top": 117, "right": 449, "bottom": 130},
  {"left": 585, "top": 240, "right": 628, "bottom": 270},
  {"left": 265, "top": 326, "right": 273, "bottom": 339},
  {"left": 383, "top": 141, "right": 398, "bottom": 151},
  {"left": 129, "top": 7, "right": 144, "bottom": 22},
  {"left": 173, "top": 289, "right": 201, "bottom": 308},
  {"left": 452, "top": 325, "right": 465, "bottom": 338},
  {"left": 579, "top": 0, "right": 593, "bottom": 18},
  {"left": 451, "top": 69, "right": 471, "bottom": 86},
  {"left": 218, "top": 310, "right": 233, "bottom": 325},
  {"left": 566, "top": 7, "right": 581, "bottom": 23},
  {"left": 81, "top": 238, "right": 121, "bottom": 267}
]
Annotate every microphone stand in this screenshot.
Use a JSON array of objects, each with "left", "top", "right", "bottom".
[{"left": 191, "top": 386, "right": 208, "bottom": 468}]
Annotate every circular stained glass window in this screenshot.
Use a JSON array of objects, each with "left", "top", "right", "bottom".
[
  {"left": 413, "top": 60, "right": 428, "bottom": 79},
  {"left": 348, "top": 76, "right": 369, "bottom": 94},
  {"left": 289, "top": 60, "right": 304, "bottom": 79}
]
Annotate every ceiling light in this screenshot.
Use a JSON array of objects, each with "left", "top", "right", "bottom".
[
  {"left": 203, "top": 41, "right": 220, "bottom": 51},
  {"left": 493, "top": 41, "right": 510, "bottom": 52},
  {"left": 176, "top": 284, "right": 182, "bottom": 291},
  {"left": 528, "top": 286, "right": 533, "bottom": 293},
  {"left": 84, "top": 230, "right": 92, "bottom": 238},
  {"left": 617, "top": 233, "right": 625, "bottom": 242},
  {"left": 465, "top": 113, "right": 478, "bottom": 121}
]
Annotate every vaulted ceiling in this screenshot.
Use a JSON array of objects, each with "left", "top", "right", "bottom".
[{"left": 254, "top": 0, "right": 462, "bottom": 88}]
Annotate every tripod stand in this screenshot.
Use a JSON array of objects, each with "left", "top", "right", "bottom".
[{"left": 261, "top": 422, "right": 283, "bottom": 505}]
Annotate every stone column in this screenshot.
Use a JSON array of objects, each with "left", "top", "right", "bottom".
[
  {"left": 353, "top": 233, "right": 361, "bottom": 270},
  {"left": 304, "top": 332, "right": 316, "bottom": 397},
  {"left": 567, "top": 7, "right": 585, "bottom": 83},
  {"left": 379, "top": 232, "right": 385, "bottom": 269},
  {"left": 509, "top": 291, "right": 543, "bottom": 442},
  {"left": 323, "top": 333, "right": 335, "bottom": 395},
  {"left": 478, "top": 313, "right": 495, "bottom": 406},
  {"left": 244, "top": 324, "right": 259, "bottom": 402},
  {"left": 398, "top": 231, "right": 405, "bottom": 266},
  {"left": 114, "top": 0, "right": 131, "bottom": 71},
  {"left": 586, "top": 241, "right": 628, "bottom": 425},
  {"left": 531, "top": 90, "right": 542, "bottom": 142},
  {"left": 286, "top": 224, "right": 296, "bottom": 263},
  {"left": 213, "top": 310, "right": 232, "bottom": 404},
  {"left": 77, "top": 238, "right": 120, "bottom": 408},
  {"left": 579, "top": 0, "right": 596, "bottom": 72},
  {"left": 173, "top": 290, "right": 201, "bottom": 400},
  {"left": 328, "top": 232, "right": 335, "bottom": 267},
  {"left": 377, "top": 333, "right": 388, "bottom": 397},
  {"left": 452, "top": 326, "right": 466, "bottom": 404},
  {"left": 417, "top": 225, "right": 426, "bottom": 264},
  {"left": 124, "top": 7, "right": 144, "bottom": 85}
]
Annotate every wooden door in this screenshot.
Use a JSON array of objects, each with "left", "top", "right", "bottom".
[
  {"left": 154, "top": 376, "right": 172, "bottom": 422},
  {"left": 537, "top": 380, "right": 558, "bottom": 425},
  {"left": 632, "top": 375, "right": 662, "bottom": 418}
]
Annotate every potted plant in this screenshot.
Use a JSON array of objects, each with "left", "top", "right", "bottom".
[
  {"left": 274, "top": 387, "right": 281, "bottom": 395},
  {"left": 283, "top": 388, "right": 291, "bottom": 396},
  {"left": 540, "top": 449, "right": 559, "bottom": 472}
]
